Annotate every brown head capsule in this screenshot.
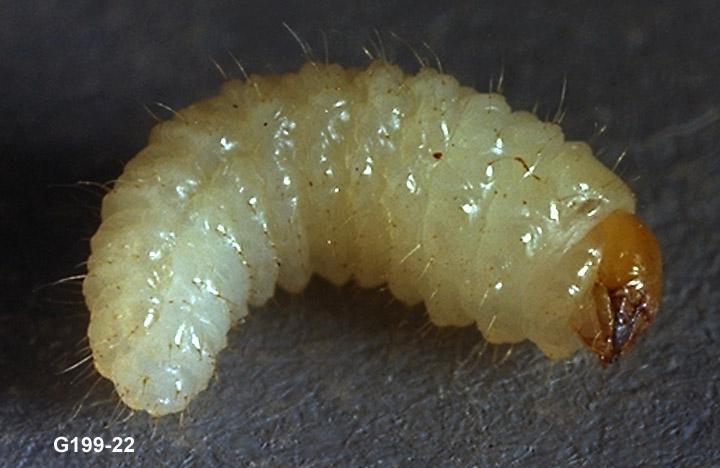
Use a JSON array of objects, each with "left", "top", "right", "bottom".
[{"left": 573, "top": 210, "right": 663, "bottom": 363}]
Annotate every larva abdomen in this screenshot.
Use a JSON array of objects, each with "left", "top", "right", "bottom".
[{"left": 84, "top": 60, "right": 659, "bottom": 416}]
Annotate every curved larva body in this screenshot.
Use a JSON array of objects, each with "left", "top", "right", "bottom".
[{"left": 84, "top": 61, "right": 639, "bottom": 416}]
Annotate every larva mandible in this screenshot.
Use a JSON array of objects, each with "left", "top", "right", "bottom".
[{"left": 83, "top": 59, "right": 662, "bottom": 416}]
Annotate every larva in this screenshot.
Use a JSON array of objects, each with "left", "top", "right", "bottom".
[{"left": 83, "top": 60, "right": 662, "bottom": 416}]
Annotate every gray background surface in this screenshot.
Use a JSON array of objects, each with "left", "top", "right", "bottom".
[{"left": 1, "top": 1, "right": 719, "bottom": 466}]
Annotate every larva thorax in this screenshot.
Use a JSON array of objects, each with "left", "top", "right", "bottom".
[{"left": 83, "top": 60, "right": 661, "bottom": 415}]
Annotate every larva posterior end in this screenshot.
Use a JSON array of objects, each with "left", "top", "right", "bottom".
[{"left": 577, "top": 210, "right": 663, "bottom": 364}]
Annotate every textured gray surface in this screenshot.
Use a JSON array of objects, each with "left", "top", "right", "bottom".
[{"left": 1, "top": 1, "right": 719, "bottom": 466}]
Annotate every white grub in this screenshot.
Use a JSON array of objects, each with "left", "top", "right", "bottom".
[{"left": 83, "top": 61, "right": 635, "bottom": 416}]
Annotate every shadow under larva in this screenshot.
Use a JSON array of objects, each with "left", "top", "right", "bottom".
[{"left": 81, "top": 56, "right": 662, "bottom": 416}]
